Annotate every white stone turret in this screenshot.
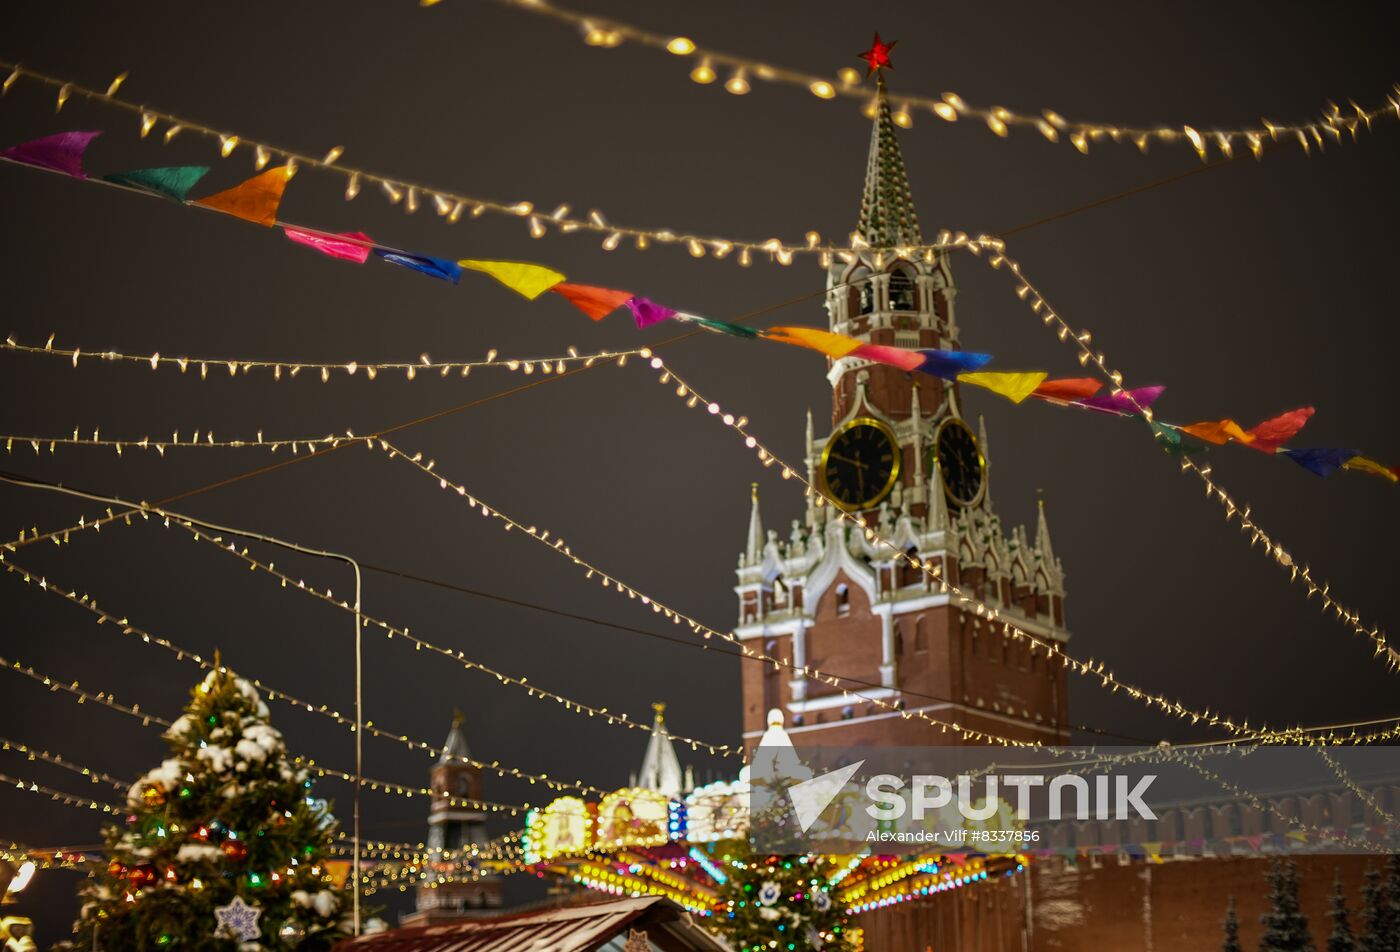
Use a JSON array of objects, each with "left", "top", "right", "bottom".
[{"left": 636, "top": 702, "right": 685, "bottom": 798}]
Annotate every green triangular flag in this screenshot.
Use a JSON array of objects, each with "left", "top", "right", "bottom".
[
  {"left": 1148, "top": 419, "right": 1206, "bottom": 455},
  {"left": 104, "top": 166, "right": 210, "bottom": 202},
  {"left": 688, "top": 315, "right": 759, "bottom": 339}
]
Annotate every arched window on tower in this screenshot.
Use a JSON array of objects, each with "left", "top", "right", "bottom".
[
  {"left": 845, "top": 268, "right": 874, "bottom": 317},
  {"left": 888, "top": 267, "right": 918, "bottom": 312},
  {"left": 835, "top": 583, "right": 850, "bottom": 616}
]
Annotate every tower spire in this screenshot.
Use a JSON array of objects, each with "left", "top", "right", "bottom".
[
  {"left": 745, "top": 482, "right": 764, "bottom": 564},
  {"left": 855, "top": 52, "right": 921, "bottom": 251},
  {"left": 637, "top": 701, "right": 684, "bottom": 796},
  {"left": 1036, "top": 493, "right": 1056, "bottom": 565}
]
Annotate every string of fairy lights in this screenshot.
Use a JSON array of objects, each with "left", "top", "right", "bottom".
[
  {"left": 0, "top": 475, "right": 741, "bottom": 760},
  {"left": 969, "top": 240, "right": 1399, "bottom": 672},
  {"left": 3, "top": 334, "right": 639, "bottom": 385},
  {"left": 458, "top": 0, "right": 1400, "bottom": 160},
  {"left": 0, "top": 736, "right": 129, "bottom": 791},
  {"left": 0, "top": 560, "right": 612, "bottom": 798},
  {"left": 0, "top": 59, "right": 936, "bottom": 265}
]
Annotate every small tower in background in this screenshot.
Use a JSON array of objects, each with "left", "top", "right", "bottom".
[{"left": 402, "top": 712, "right": 502, "bottom": 926}]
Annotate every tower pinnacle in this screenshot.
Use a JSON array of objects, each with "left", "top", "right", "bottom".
[
  {"left": 855, "top": 63, "right": 921, "bottom": 250},
  {"left": 745, "top": 483, "right": 764, "bottom": 564}
]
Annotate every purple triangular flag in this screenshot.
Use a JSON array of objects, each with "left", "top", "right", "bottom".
[
  {"left": 1075, "top": 385, "right": 1166, "bottom": 415},
  {"left": 1, "top": 131, "right": 101, "bottom": 179},
  {"left": 625, "top": 296, "right": 677, "bottom": 329}
]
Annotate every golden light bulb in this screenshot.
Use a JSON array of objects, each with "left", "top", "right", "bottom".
[
  {"left": 690, "top": 60, "right": 716, "bottom": 84},
  {"left": 809, "top": 81, "right": 835, "bottom": 99},
  {"left": 933, "top": 103, "right": 957, "bottom": 122},
  {"left": 837, "top": 67, "right": 860, "bottom": 87},
  {"left": 666, "top": 36, "right": 695, "bottom": 55},
  {"left": 219, "top": 135, "right": 239, "bottom": 157},
  {"left": 893, "top": 109, "right": 913, "bottom": 128}
]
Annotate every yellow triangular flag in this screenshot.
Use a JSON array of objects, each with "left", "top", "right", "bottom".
[
  {"left": 958, "top": 371, "right": 1048, "bottom": 404},
  {"left": 458, "top": 259, "right": 566, "bottom": 300},
  {"left": 762, "top": 326, "right": 865, "bottom": 359}
]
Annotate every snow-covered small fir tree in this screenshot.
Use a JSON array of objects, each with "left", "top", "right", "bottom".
[
  {"left": 1223, "top": 895, "right": 1242, "bottom": 952},
  {"left": 72, "top": 664, "right": 348, "bottom": 949},
  {"left": 1359, "top": 863, "right": 1386, "bottom": 952},
  {"left": 1259, "top": 858, "right": 1315, "bottom": 952},
  {"left": 1328, "top": 871, "right": 1357, "bottom": 952}
]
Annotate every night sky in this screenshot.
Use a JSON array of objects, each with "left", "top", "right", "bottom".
[{"left": 2, "top": 0, "right": 1396, "bottom": 939}]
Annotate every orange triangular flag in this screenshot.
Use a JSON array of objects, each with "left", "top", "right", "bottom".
[
  {"left": 1179, "top": 419, "right": 1253, "bottom": 445},
  {"left": 193, "top": 164, "right": 294, "bottom": 226},
  {"left": 551, "top": 282, "right": 635, "bottom": 321}
]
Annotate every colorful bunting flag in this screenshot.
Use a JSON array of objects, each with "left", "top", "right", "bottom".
[
  {"left": 1179, "top": 418, "right": 1253, "bottom": 446},
  {"left": 193, "top": 165, "right": 294, "bottom": 226},
  {"left": 762, "top": 326, "right": 865, "bottom": 359},
  {"left": 1149, "top": 419, "right": 1204, "bottom": 455},
  {"left": 916, "top": 349, "right": 993, "bottom": 379},
  {"left": 1244, "top": 407, "right": 1314, "bottom": 452},
  {"left": 1342, "top": 455, "right": 1399, "bottom": 482},
  {"left": 550, "top": 283, "right": 635, "bottom": 320},
  {"left": 1032, "top": 378, "right": 1103, "bottom": 401},
  {"left": 459, "top": 259, "right": 565, "bottom": 299},
  {"left": 1282, "top": 447, "right": 1361, "bottom": 478},
  {"left": 374, "top": 249, "right": 462, "bottom": 283},
  {"left": 958, "top": 371, "right": 1049, "bottom": 404},
  {"left": 684, "top": 315, "right": 760, "bottom": 339},
  {"left": 0, "top": 130, "right": 100, "bottom": 179},
  {"left": 625, "top": 296, "right": 677, "bottom": 329},
  {"left": 851, "top": 342, "right": 925, "bottom": 372},
  {"left": 1076, "top": 386, "right": 1166, "bottom": 415},
  {"left": 103, "top": 165, "right": 210, "bottom": 202},
  {"left": 283, "top": 228, "right": 374, "bottom": 264}
]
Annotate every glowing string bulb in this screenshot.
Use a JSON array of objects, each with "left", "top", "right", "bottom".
[
  {"left": 690, "top": 60, "right": 716, "bottom": 84},
  {"left": 2, "top": 68, "right": 19, "bottom": 95},
  {"left": 139, "top": 112, "right": 157, "bottom": 138},
  {"left": 666, "top": 37, "right": 695, "bottom": 55},
  {"left": 933, "top": 102, "right": 957, "bottom": 122},
  {"left": 809, "top": 81, "right": 835, "bottom": 100},
  {"left": 893, "top": 108, "right": 913, "bottom": 129},
  {"left": 219, "top": 135, "right": 239, "bottom": 157},
  {"left": 56, "top": 83, "right": 72, "bottom": 111},
  {"left": 163, "top": 124, "right": 182, "bottom": 144},
  {"left": 105, "top": 72, "right": 127, "bottom": 97},
  {"left": 322, "top": 145, "right": 343, "bottom": 165},
  {"left": 253, "top": 145, "right": 270, "bottom": 170},
  {"left": 837, "top": 67, "right": 861, "bottom": 87}
]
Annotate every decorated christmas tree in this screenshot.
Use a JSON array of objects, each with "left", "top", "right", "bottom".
[
  {"left": 1222, "top": 895, "right": 1242, "bottom": 952},
  {"left": 1259, "top": 858, "right": 1315, "bottom": 952},
  {"left": 71, "top": 663, "right": 348, "bottom": 949},
  {"left": 709, "top": 841, "right": 855, "bottom": 952}
]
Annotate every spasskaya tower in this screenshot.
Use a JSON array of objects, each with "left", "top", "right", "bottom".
[{"left": 734, "top": 65, "right": 1071, "bottom": 752}]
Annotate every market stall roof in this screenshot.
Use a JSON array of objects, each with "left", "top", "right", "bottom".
[{"left": 332, "top": 896, "right": 731, "bottom": 952}]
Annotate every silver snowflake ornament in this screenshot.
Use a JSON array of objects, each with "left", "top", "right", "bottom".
[{"left": 214, "top": 895, "right": 262, "bottom": 941}]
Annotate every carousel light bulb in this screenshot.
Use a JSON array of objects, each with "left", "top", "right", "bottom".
[
  {"left": 322, "top": 145, "right": 344, "bottom": 164},
  {"left": 219, "top": 135, "right": 239, "bottom": 157},
  {"left": 893, "top": 108, "right": 913, "bottom": 128},
  {"left": 666, "top": 37, "right": 695, "bottom": 55},
  {"left": 690, "top": 59, "right": 716, "bottom": 84},
  {"left": 837, "top": 67, "right": 860, "bottom": 87},
  {"left": 106, "top": 72, "right": 128, "bottom": 97},
  {"left": 140, "top": 112, "right": 157, "bottom": 137},
  {"left": 809, "top": 81, "right": 835, "bottom": 100}
]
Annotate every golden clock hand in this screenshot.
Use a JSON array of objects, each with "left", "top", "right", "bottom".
[{"left": 828, "top": 452, "right": 870, "bottom": 470}]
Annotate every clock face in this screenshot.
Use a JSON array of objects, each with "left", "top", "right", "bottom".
[
  {"left": 821, "top": 418, "right": 900, "bottom": 511},
  {"left": 932, "top": 418, "right": 985, "bottom": 508}
]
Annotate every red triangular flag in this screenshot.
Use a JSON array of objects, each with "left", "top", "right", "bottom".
[
  {"left": 194, "top": 165, "right": 294, "bottom": 227},
  {"left": 1031, "top": 378, "right": 1102, "bottom": 401},
  {"left": 1245, "top": 407, "right": 1314, "bottom": 452},
  {"left": 550, "top": 282, "right": 635, "bottom": 321}
]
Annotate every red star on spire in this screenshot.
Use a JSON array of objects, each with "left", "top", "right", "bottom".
[{"left": 858, "top": 33, "right": 897, "bottom": 76}]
